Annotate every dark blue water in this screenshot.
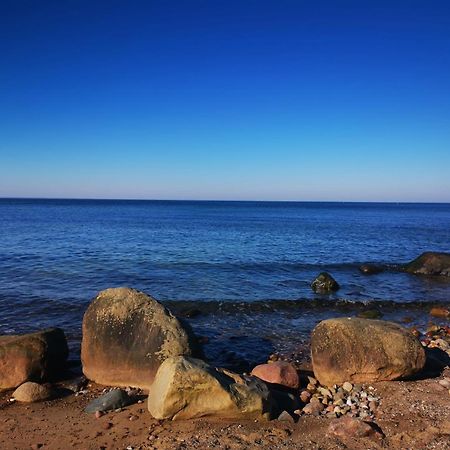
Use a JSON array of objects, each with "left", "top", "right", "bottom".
[{"left": 1, "top": 199, "right": 449, "bottom": 367}]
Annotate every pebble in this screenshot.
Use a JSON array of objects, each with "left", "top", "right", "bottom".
[
  {"left": 129, "top": 415, "right": 139, "bottom": 421},
  {"left": 343, "top": 382, "right": 353, "bottom": 392},
  {"left": 277, "top": 411, "right": 295, "bottom": 422},
  {"left": 95, "top": 411, "right": 103, "bottom": 419},
  {"left": 300, "top": 390, "right": 311, "bottom": 403}
]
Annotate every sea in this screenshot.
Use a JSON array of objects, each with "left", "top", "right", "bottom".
[{"left": 1, "top": 199, "right": 449, "bottom": 370}]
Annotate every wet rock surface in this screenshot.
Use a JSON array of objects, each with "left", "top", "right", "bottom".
[
  {"left": 404, "top": 251, "right": 450, "bottom": 276},
  {"left": 359, "top": 264, "right": 383, "bottom": 275},
  {"left": 311, "top": 272, "right": 340, "bottom": 293}
]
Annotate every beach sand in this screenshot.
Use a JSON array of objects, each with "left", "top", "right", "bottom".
[{"left": 1, "top": 365, "right": 449, "bottom": 450}]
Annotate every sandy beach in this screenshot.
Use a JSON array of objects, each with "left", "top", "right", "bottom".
[{"left": 1, "top": 363, "right": 450, "bottom": 450}]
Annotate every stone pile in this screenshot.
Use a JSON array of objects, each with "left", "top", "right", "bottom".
[
  {"left": 421, "top": 324, "right": 450, "bottom": 356},
  {"left": 296, "top": 376, "right": 380, "bottom": 420}
]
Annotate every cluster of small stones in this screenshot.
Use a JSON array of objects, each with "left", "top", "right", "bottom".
[
  {"left": 419, "top": 324, "right": 450, "bottom": 356},
  {"left": 295, "top": 377, "right": 380, "bottom": 420}
]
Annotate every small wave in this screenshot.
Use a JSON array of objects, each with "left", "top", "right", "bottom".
[{"left": 166, "top": 298, "right": 450, "bottom": 315}]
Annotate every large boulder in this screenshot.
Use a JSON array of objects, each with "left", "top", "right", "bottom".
[
  {"left": 0, "top": 328, "right": 68, "bottom": 390},
  {"left": 81, "top": 287, "right": 199, "bottom": 390},
  {"left": 311, "top": 318, "right": 426, "bottom": 386},
  {"left": 251, "top": 361, "right": 299, "bottom": 389},
  {"left": 404, "top": 252, "right": 450, "bottom": 277},
  {"left": 311, "top": 272, "right": 340, "bottom": 293},
  {"left": 148, "top": 356, "right": 273, "bottom": 420}
]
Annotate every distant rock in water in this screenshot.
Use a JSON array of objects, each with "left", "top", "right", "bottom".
[
  {"left": 0, "top": 328, "right": 68, "bottom": 390},
  {"left": 81, "top": 287, "right": 200, "bottom": 390},
  {"left": 311, "top": 318, "right": 426, "bottom": 386},
  {"left": 311, "top": 272, "right": 340, "bottom": 293},
  {"left": 358, "top": 264, "right": 383, "bottom": 275},
  {"left": 357, "top": 309, "right": 383, "bottom": 319},
  {"left": 429, "top": 307, "right": 450, "bottom": 319},
  {"left": 404, "top": 252, "right": 450, "bottom": 277}
]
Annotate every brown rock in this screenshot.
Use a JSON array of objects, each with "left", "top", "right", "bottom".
[
  {"left": 430, "top": 307, "right": 450, "bottom": 319},
  {"left": 404, "top": 252, "right": 450, "bottom": 277},
  {"left": 0, "top": 328, "right": 68, "bottom": 390},
  {"left": 148, "top": 356, "right": 273, "bottom": 420},
  {"left": 81, "top": 287, "right": 199, "bottom": 390},
  {"left": 311, "top": 318, "right": 426, "bottom": 386},
  {"left": 327, "top": 416, "right": 382, "bottom": 440},
  {"left": 302, "top": 401, "right": 324, "bottom": 416},
  {"left": 12, "top": 382, "right": 53, "bottom": 402},
  {"left": 300, "top": 390, "right": 311, "bottom": 403},
  {"left": 251, "top": 361, "right": 299, "bottom": 389}
]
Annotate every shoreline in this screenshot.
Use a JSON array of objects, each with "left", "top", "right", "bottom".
[{"left": 1, "top": 359, "right": 449, "bottom": 449}]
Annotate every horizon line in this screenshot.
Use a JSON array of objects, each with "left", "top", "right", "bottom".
[{"left": 1, "top": 196, "right": 449, "bottom": 205}]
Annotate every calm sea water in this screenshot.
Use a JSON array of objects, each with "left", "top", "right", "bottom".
[{"left": 1, "top": 199, "right": 449, "bottom": 368}]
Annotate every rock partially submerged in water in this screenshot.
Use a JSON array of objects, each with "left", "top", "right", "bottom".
[
  {"left": 81, "top": 287, "right": 199, "bottom": 390},
  {"left": 311, "top": 318, "right": 426, "bottom": 386},
  {"left": 251, "top": 361, "right": 299, "bottom": 389},
  {"left": 357, "top": 309, "right": 383, "bottom": 319},
  {"left": 0, "top": 328, "right": 68, "bottom": 390},
  {"left": 359, "top": 264, "right": 383, "bottom": 275},
  {"left": 148, "top": 356, "right": 273, "bottom": 420},
  {"left": 311, "top": 272, "right": 340, "bottom": 293},
  {"left": 429, "top": 307, "right": 450, "bottom": 319},
  {"left": 404, "top": 252, "right": 450, "bottom": 277}
]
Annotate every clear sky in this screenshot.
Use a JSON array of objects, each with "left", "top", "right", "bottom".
[{"left": 1, "top": 1, "right": 449, "bottom": 201}]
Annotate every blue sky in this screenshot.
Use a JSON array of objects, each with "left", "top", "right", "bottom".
[{"left": 1, "top": 0, "right": 449, "bottom": 201}]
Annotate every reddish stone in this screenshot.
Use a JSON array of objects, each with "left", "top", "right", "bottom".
[
  {"left": 327, "top": 416, "right": 383, "bottom": 440},
  {"left": 430, "top": 307, "right": 450, "bottom": 319},
  {"left": 251, "top": 361, "right": 299, "bottom": 389}
]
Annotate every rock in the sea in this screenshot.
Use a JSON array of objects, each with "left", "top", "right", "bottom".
[
  {"left": 327, "top": 416, "right": 383, "bottom": 440},
  {"left": 357, "top": 309, "right": 383, "bottom": 319},
  {"left": 311, "top": 272, "right": 340, "bottom": 293},
  {"left": 0, "top": 328, "right": 68, "bottom": 390},
  {"left": 148, "top": 356, "right": 273, "bottom": 420},
  {"left": 358, "top": 264, "right": 383, "bottom": 275},
  {"left": 12, "top": 382, "right": 53, "bottom": 402},
  {"left": 85, "top": 389, "right": 133, "bottom": 413},
  {"left": 311, "top": 318, "right": 426, "bottom": 386},
  {"left": 404, "top": 252, "right": 450, "bottom": 277},
  {"left": 430, "top": 307, "right": 450, "bottom": 319},
  {"left": 251, "top": 361, "right": 299, "bottom": 389},
  {"left": 81, "top": 287, "right": 199, "bottom": 390}
]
